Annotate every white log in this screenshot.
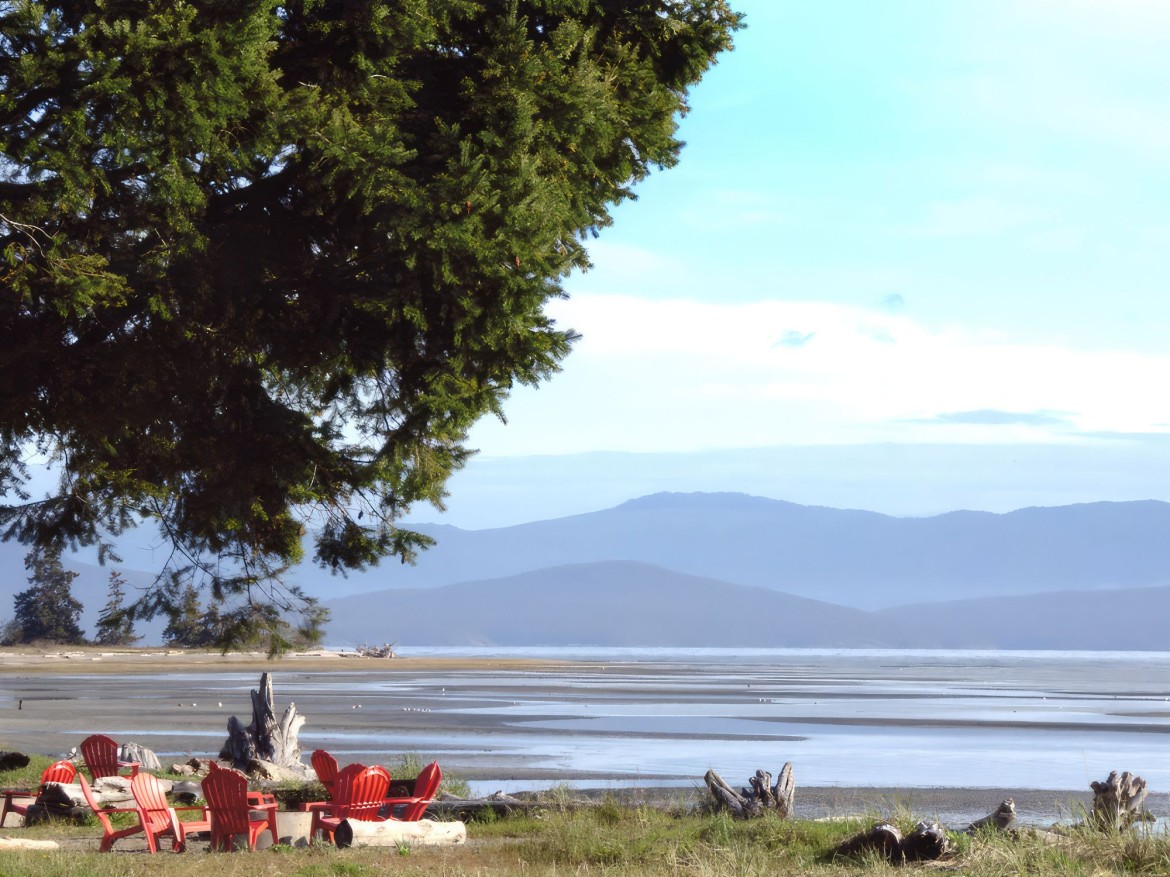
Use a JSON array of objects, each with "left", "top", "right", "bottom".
[
  {"left": 0, "top": 837, "right": 60, "bottom": 850},
  {"left": 334, "top": 819, "right": 467, "bottom": 849}
]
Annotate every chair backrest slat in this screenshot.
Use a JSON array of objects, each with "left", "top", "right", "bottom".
[
  {"left": 404, "top": 762, "right": 442, "bottom": 821},
  {"left": 311, "top": 749, "right": 339, "bottom": 797},
  {"left": 80, "top": 734, "right": 120, "bottom": 780},
  {"left": 201, "top": 766, "right": 252, "bottom": 835},
  {"left": 332, "top": 764, "right": 391, "bottom": 822},
  {"left": 41, "top": 760, "right": 77, "bottom": 787}
]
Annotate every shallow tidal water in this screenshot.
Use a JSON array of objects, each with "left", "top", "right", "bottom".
[{"left": 5, "top": 647, "right": 1170, "bottom": 819}]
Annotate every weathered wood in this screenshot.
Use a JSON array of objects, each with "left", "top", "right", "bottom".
[
  {"left": 0, "top": 836, "right": 60, "bottom": 849},
  {"left": 220, "top": 672, "right": 307, "bottom": 774},
  {"left": 40, "top": 777, "right": 136, "bottom": 809},
  {"left": 774, "top": 762, "right": 795, "bottom": 819},
  {"left": 835, "top": 821, "right": 903, "bottom": 861},
  {"left": 964, "top": 798, "right": 1016, "bottom": 833},
  {"left": 120, "top": 742, "right": 161, "bottom": 772},
  {"left": 333, "top": 818, "right": 467, "bottom": 849},
  {"left": 901, "top": 820, "right": 951, "bottom": 862},
  {"left": 1090, "top": 770, "right": 1148, "bottom": 831},
  {"left": 0, "top": 752, "right": 30, "bottom": 772},
  {"left": 25, "top": 783, "right": 93, "bottom": 826},
  {"left": 23, "top": 802, "right": 88, "bottom": 825},
  {"left": 429, "top": 793, "right": 537, "bottom": 820},
  {"left": 704, "top": 763, "right": 795, "bottom": 819},
  {"left": 704, "top": 769, "right": 756, "bottom": 818},
  {"left": 836, "top": 819, "right": 951, "bottom": 864}
]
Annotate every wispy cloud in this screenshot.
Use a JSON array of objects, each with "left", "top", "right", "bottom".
[
  {"left": 774, "top": 330, "right": 815, "bottom": 348},
  {"left": 918, "top": 410, "right": 1075, "bottom": 427},
  {"left": 468, "top": 294, "right": 1170, "bottom": 455}
]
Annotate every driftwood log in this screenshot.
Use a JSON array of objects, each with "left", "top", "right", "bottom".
[
  {"left": 1090, "top": 770, "right": 1149, "bottom": 831},
  {"left": 333, "top": 818, "right": 467, "bottom": 849},
  {"left": 963, "top": 798, "right": 1016, "bottom": 833},
  {"left": 835, "top": 820, "right": 952, "bottom": 864},
  {"left": 221, "top": 672, "right": 306, "bottom": 773},
  {"left": 0, "top": 837, "right": 59, "bottom": 850},
  {"left": 120, "top": 742, "right": 161, "bottom": 772},
  {"left": 0, "top": 751, "right": 30, "bottom": 772},
  {"left": 704, "top": 764, "right": 794, "bottom": 819}
]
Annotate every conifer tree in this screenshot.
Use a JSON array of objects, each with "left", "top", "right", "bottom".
[
  {"left": 162, "top": 583, "right": 208, "bottom": 648},
  {"left": 12, "top": 548, "right": 86, "bottom": 644},
  {"left": 0, "top": 1, "right": 742, "bottom": 647},
  {"left": 94, "top": 570, "right": 140, "bottom": 646}
]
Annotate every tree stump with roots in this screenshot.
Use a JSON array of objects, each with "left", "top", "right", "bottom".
[
  {"left": 220, "top": 672, "right": 306, "bottom": 774},
  {"left": 704, "top": 763, "right": 794, "bottom": 819}
]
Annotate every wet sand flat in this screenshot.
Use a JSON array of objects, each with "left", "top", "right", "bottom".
[{"left": 1, "top": 646, "right": 1166, "bottom": 826}]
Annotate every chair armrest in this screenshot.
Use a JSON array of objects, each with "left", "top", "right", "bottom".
[
  {"left": 298, "top": 800, "right": 334, "bottom": 813},
  {"left": 117, "top": 761, "right": 141, "bottom": 777}
]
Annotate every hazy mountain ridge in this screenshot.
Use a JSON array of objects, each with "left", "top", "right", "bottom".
[
  {"left": 304, "top": 493, "right": 1170, "bottom": 610},
  {"left": 3, "top": 491, "right": 1169, "bottom": 648},
  {"left": 323, "top": 558, "right": 1170, "bottom": 650}
]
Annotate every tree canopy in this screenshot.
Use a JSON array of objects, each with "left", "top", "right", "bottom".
[
  {"left": 0, "top": 0, "right": 741, "bottom": 646},
  {"left": 9, "top": 547, "right": 86, "bottom": 644}
]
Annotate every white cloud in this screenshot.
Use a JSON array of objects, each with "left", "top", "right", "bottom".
[{"left": 469, "top": 294, "right": 1170, "bottom": 455}]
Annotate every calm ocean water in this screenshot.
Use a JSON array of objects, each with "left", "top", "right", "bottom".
[{"left": 25, "top": 647, "right": 1170, "bottom": 797}]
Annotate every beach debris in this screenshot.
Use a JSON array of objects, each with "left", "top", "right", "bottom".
[
  {"left": 120, "top": 742, "right": 161, "bottom": 772},
  {"left": 170, "top": 780, "right": 202, "bottom": 803},
  {"left": 1089, "top": 770, "right": 1149, "bottom": 831},
  {"left": 703, "top": 763, "right": 794, "bottom": 819},
  {"left": 0, "top": 837, "right": 59, "bottom": 849},
  {"left": 26, "top": 776, "right": 140, "bottom": 823},
  {"left": 964, "top": 798, "right": 1016, "bottom": 833},
  {"left": 220, "top": 672, "right": 308, "bottom": 777},
  {"left": 355, "top": 642, "right": 397, "bottom": 659},
  {"left": 0, "top": 751, "right": 30, "bottom": 771},
  {"left": 835, "top": 819, "right": 952, "bottom": 864},
  {"left": 333, "top": 817, "right": 467, "bottom": 848}
]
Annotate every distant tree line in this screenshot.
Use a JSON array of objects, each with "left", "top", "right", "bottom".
[{"left": 1, "top": 548, "right": 326, "bottom": 650}]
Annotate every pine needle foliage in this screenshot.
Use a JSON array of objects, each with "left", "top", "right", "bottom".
[{"left": 0, "top": 0, "right": 742, "bottom": 648}]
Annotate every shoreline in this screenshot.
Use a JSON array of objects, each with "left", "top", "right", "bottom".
[
  {"left": 0, "top": 646, "right": 570, "bottom": 675},
  {"left": 0, "top": 646, "right": 1162, "bottom": 826}
]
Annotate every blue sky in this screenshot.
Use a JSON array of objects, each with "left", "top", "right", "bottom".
[
  {"left": 422, "top": 1, "right": 1170, "bottom": 527},
  {"left": 469, "top": 0, "right": 1170, "bottom": 453}
]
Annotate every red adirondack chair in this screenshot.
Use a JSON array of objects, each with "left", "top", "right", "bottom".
[
  {"left": 383, "top": 761, "right": 442, "bottom": 821},
  {"left": 309, "top": 764, "right": 391, "bottom": 845},
  {"left": 78, "top": 774, "right": 144, "bottom": 852},
  {"left": 80, "top": 734, "right": 140, "bottom": 780},
  {"left": 130, "top": 772, "right": 193, "bottom": 853},
  {"left": 0, "top": 760, "right": 78, "bottom": 826},
  {"left": 311, "top": 749, "right": 339, "bottom": 798},
  {"left": 201, "top": 765, "right": 276, "bottom": 851}
]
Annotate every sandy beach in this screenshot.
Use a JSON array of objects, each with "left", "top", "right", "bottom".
[{"left": 0, "top": 646, "right": 1162, "bottom": 827}]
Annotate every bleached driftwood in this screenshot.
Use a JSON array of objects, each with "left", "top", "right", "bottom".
[
  {"left": 120, "top": 742, "right": 161, "bottom": 772},
  {"left": 333, "top": 818, "right": 467, "bottom": 849},
  {"left": 964, "top": 798, "right": 1016, "bottom": 833},
  {"left": 0, "top": 837, "right": 59, "bottom": 849},
  {"left": 1090, "top": 770, "right": 1149, "bottom": 831},
  {"left": 221, "top": 672, "right": 306, "bottom": 774},
  {"left": 704, "top": 763, "right": 794, "bottom": 819}
]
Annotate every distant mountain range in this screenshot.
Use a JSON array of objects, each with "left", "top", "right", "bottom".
[
  {"left": 319, "top": 492, "right": 1170, "bottom": 649},
  {"left": 311, "top": 491, "right": 1170, "bottom": 606},
  {"left": 3, "top": 492, "right": 1170, "bottom": 648},
  {"left": 323, "top": 559, "right": 1170, "bottom": 650}
]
